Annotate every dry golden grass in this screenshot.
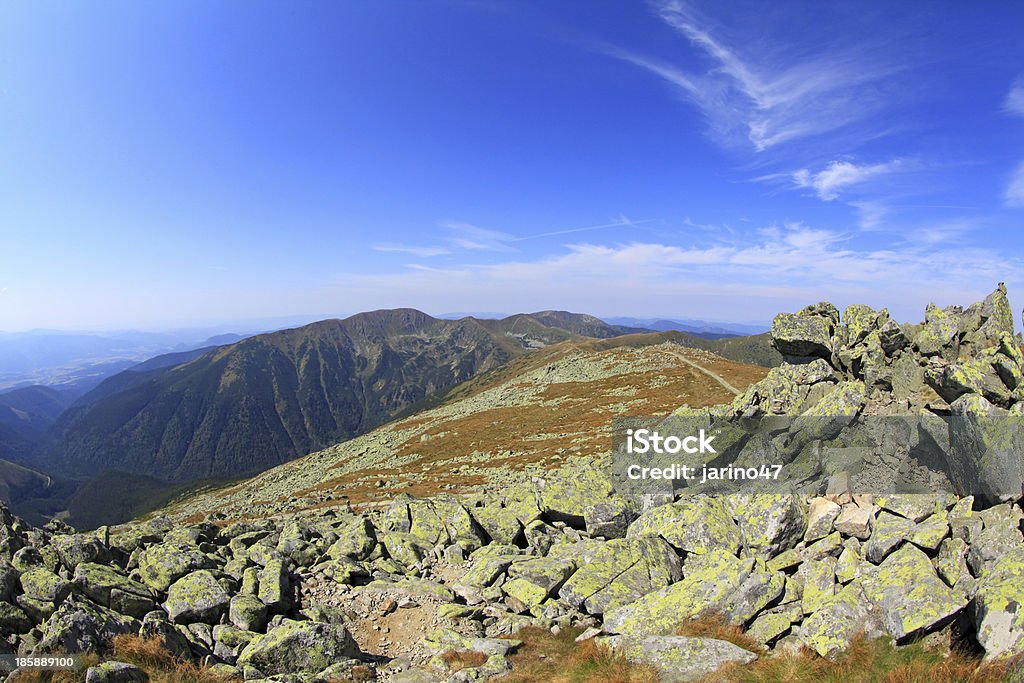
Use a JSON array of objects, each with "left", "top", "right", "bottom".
[
  {"left": 8, "top": 636, "right": 238, "bottom": 683},
  {"left": 441, "top": 649, "right": 490, "bottom": 672},
  {"left": 706, "top": 634, "right": 1012, "bottom": 683},
  {"left": 674, "top": 612, "right": 765, "bottom": 655},
  {"left": 495, "top": 621, "right": 1016, "bottom": 683},
  {"left": 498, "top": 626, "right": 660, "bottom": 683}
]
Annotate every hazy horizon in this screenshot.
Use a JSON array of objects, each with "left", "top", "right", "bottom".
[{"left": 3, "top": 2, "right": 1024, "bottom": 331}]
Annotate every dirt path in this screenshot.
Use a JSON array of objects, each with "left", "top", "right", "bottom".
[{"left": 665, "top": 348, "right": 742, "bottom": 396}]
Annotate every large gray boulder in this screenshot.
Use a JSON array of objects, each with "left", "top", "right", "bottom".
[
  {"left": 558, "top": 537, "right": 680, "bottom": 616},
  {"left": 237, "top": 619, "right": 361, "bottom": 675},
  {"left": 771, "top": 302, "right": 839, "bottom": 359},
  {"left": 973, "top": 545, "right": 1024, "bottom": 659},
  {"left": 627, "top": 496, "right": 741, "bottom": 556},
  {"left": 604, "top": 635, "right": 757, "bottom": 682},
  {"left": 35, "top": 598, "right": 140, "bottom": 654},
  {"left": 165, "top": 570, "right": 230, "bottom": 624},
  {"left": 136, "top": 543, "right": 215, "bottom": 592},
  {"left": 604, "top": 550, "right": 753, "bottom": 636},
  {"left": 74, "top": 563, "right": 157, "bottom": 619},
  {"left": 860, "top": 544, "right": 967, "bottom": 641}
]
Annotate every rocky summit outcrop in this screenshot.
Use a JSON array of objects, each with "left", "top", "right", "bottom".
[
  {"left": 0, "top": 287, "right": 1020, "bottom": 682},
  {"left": 668, "top": 284, "right": 1024, "bottom": 504},
  {"left": 762, "top": 283, "right": 1019, "bottom": 414}
]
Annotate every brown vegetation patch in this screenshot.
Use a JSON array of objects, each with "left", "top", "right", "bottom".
[
  {"left": 706, "top": 634, "right": 1011, "bottom": 683},
  {"left": 674, "top": 612, "right": 765, "bottom": 654},
  {"left": 498, "top": 626, "right": 659, "bottom": 683},
  {"left": 285, "top": 346, "right": 766, "bottom": 509},
  {"left": 9, "top": 635, "right": 236, "bottom": 683},
  {"left": 442, "top": 649, "right": 490, "bottom": 672}
]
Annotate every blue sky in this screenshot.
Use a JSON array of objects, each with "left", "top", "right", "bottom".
[{"left": 2, "top": 1, "right": 1024, "bottom": 331}]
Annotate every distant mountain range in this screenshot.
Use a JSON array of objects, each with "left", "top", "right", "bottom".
[
  {"left": 0, "top": 329, "right": 250, "bottom": 393},
  {"left": 43, "top": 309, "right": 593, "bottom": 484},
  {"left": 438, "top": 313, "right": 767, "bottom": 339},
  {"left": 602, "top": 317, "right": 767, "bottom": 338},
  {"left": 0, "top": 308, "right": 780, "bottom": 527}
]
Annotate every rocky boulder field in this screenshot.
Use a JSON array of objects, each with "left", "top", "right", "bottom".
[{"left": 0, "top": 287, "right": 1023, "bottom": 682}]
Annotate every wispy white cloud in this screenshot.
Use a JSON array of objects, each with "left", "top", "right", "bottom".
[
  {"left": 793, "top": 159, "right": 903, "bottom": 201},
  {"left": 337, "top": 224, "right": 1021, "bottom": 321},
  {"left": 372, "top": 244, "right": 453, "bottom": 257},
  {"left": 523, "top": 215, "right": 648, "bottom": 239},
  {"left": 1005, "top": 76, "right": 1024, "bottom": 117},
  {"left": 849, "top": 200, "right": 888, "bottom": 230},
  {"left": 1007, "top": 162, "right": 1024, "bottom": 208},
  {"left": 440, "top": 222, "right": 517, "bottom": 251},
  {"left": 607, "top": 0, "right": 903, "bottom": 151},
  {"left": 374, "top": 217, "right": 648, "bottom": 258}
]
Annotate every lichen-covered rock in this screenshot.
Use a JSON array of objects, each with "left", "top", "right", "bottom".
[
  {"left": 422, "top": 628, "right": 521, "bottom": 656},
  {"left": 935, "top": 537, "right": 972, "bottom": 593},
  {"left": 357, "top": 577, "right": 455, "bottom": 602},
  {"left": 799, "top": 558, "right": 837, "bottom": 615},
  {"left": 627, "top": 496, "right": 741, "bottom": 556},
  {"left": 583, "top": 496, "right": 635, "bottom": 539},
  {"left": 728, "top": 493, "right": 806, "bottom": 559},
  {"left": 20, "top": 568, "right": 71, "bottom": 604},
  {"left": 960, "top": 284, "right": 1015, "bottom": 351},
  {"left": 136, "top": 543, "right": 215, "bottom": 592},
  {"left": 409, "top": 497, "right": 485, "bottom": 551},
  {"left": 506, "top": 557, "right": 575, "bottom": 597},
  {"left": 861, "top": 544, "right": 968, "bottom": 641},
  {"left": 460, "top": 553, "right": 514, "bottom": 589},
  {"left": 538, "top": 468, "right": 614, "bottom": 526},
  {"left": 0, "top": 560, "right": 21, "bottom": 602},
  {"left": 967, "top": 510, "right": 1024, "bottom": 577},
  {"left": 228, "top": 595, "right": 267, "bottom": 632},
  {"left": 35, "top": 598, "right": 140, "bottom": 654},
  {"left": 915, "top": 304, "right": 959, "bottom": 357},
  {"left": 973, "top": 545, "right": 1024, "bottom": 659},
  {"left": 946, "top": 394, "right": 1024, "bottom": 501},
  {"left": 727, "top": 359, "right": 837, "bottom": 416},
  {"left": 604, "top": 634, "right": 757, "bottom": 682},
  {"left": 470, "top": 506, "right": 522, "bottom": 545},
  {"left": 0, "top": 600, "right": 32, "bottom": 635},
  {"left": 257, "top": 558, "right": 291, "bottom": 613},
  {"left": 929, "top": 350, "right": 1016, "bottom": 406},
  {"left": 802, "top": 380, "right": 866, "bottom": 416},
  {"left": 772, "top": 303, "right": 838, "bottom": 359},
  {"left": 863, "top": 512, "right": 913, "bottom": 564},
  {"left": 51, "top": 534, "right": 111, "bottom": 571},
  {"left": 906, "top": 511, "right": 949, "bottom": 550},
  {"left": 237, "top": 619, "right": 361, "bottom": 675},
  {"left": 326, "top": 516, "right": 376, "bottom": 561},
  {"left": 874, "top": 493, "right": 949, "bottom": 523},
  {"left": 722, "top": 570, "right": 786, "bottom": 626},
  {"left": 138, "top": 610, "right": 191, "bottom": 659},
  {"left": 559, "top": 537, "right": 680, "bottom": 616},
  {"left": 378, "top": 531, "right": 433, "bottom": 569},
  {"left": 798, "top": 582, "right": 877, "bottom": 657},
  {"left": 165, "top": 570, "right": 230, "bottom": 625},
  {"left": 603, "top": 549, "right": 753, "bottom": 636},
  {"left": 74, "top": 563, "right": 156, "bottom": 618}
]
